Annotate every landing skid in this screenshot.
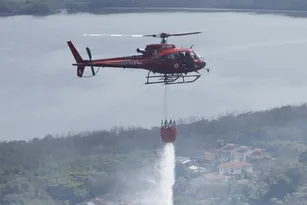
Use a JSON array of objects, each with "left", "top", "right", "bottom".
[{"left": 145, "top": 71, "right": 201, "bottom": 85}]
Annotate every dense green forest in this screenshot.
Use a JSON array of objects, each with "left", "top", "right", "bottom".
[
  {"left": 1, "top": 0, "right": 307, "bottom": 16},
  {"left": 2, "top": 104, "right": 307, "bottom": 204}
]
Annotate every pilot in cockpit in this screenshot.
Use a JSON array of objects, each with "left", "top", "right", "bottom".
[{"left": 184, "top": 52, "right": 194, "bottom": 68}]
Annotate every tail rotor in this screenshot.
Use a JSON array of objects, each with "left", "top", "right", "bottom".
[
  {"left": 67, "top": 41, "right": 99, "bottom": 78},
  {"left": 86, "top": 47, "right": 95, "bottom": 76}
]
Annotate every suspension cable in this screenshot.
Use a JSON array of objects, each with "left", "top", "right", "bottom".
[{"left": 163, "top": 85, "right": 168, "bottom": 119}]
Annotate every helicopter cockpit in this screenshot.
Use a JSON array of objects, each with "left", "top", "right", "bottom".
[{"left": 176, "top": 50, "right": 205, "bottom": 68}]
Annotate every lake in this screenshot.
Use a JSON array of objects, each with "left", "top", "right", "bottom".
[{"left": 1, "top": 11, "right": 307, "bottom": 140}]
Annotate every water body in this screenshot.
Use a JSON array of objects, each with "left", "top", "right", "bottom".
[{"left": 1, "top": 11, "right": 307, "bottom": 140}]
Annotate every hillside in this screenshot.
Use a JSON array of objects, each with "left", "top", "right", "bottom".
[
  {"left": 2, "top": 104, "right": 307, "bottom": 205},
  {"left": 1, "top": 0, "right": 307, "bottom": 16}
]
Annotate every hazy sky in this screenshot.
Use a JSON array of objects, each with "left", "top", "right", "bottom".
[{"left": 1, "top": 12, "right": 307, "bottom": 140}]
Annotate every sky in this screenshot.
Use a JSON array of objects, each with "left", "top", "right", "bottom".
[{"left": 1, "top": 12, "right": 307, "bottom": 140}]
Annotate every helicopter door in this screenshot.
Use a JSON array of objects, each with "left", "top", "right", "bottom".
[
  {"left": 165, "top": 54, "right": 177, "bottom": 68},
  {"left": 179, "top": 52, "right": 185, "bottom": 64},
  {"left": 184, "top": 51, "right": 194, "bottom": 69},
  {"left": 167, "top": 54, "right": 176, "bottom": 61},
  {"left": 189, "top": 51, "right": 200, "bottom": 67},
  {"left": 173, "top": 53, "right": 181, "bottom": 69},
  {"left": 179, "top": 51, "right": 192, "bottom": 69},
  {"left": 178, "top": 52, "right": 186, "bottom": 68}
]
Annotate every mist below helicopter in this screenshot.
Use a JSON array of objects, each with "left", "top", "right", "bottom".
[{"left": 1, "top": 11, "right": 307, "bottom": 140}]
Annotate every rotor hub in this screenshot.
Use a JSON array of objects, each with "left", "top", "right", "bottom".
[{"left": 160, "top": 32, "right": 168, "bottom": 38}]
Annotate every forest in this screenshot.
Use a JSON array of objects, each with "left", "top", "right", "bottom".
[
  {"left": 2, "top": 103, "right": 307, "bottom": 204},
  {"left": 1, "top": 0, "right": 307, "bottom": 16}
]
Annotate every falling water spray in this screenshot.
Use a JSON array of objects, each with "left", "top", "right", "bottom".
[{"left": 158, "top": 143, "right": 176, "bottom": 205}]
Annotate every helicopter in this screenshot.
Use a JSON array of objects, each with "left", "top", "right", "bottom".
[{"left": 67, "top": 31, "right": 210, "bottom": 85}]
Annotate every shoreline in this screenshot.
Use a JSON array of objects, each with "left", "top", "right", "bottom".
[{"left": 1, "top": 7, "right": 307, "bottom": 18}]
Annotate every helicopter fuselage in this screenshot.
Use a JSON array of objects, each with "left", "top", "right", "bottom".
[{"left": 79, "top": 44, "right": 207, "bottom": 74}]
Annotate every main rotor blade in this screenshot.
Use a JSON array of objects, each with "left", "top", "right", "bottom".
[
  {"left": 141, "top": 31, "right": 204, "bottom": 38},
  {"left": 82, "top": 29, "right": 207, "bottom": 38},
  {"left": 169, "top": 31, "right": 202, "bottom": 36},
  {"left": 82, "top": 33, "right": 145, "bottom": 37}
]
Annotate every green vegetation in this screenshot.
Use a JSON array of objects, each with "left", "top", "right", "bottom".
[
  {"left": 1, "top": 0, "right": 307, "bottom": 16},
  {"left": 2, "top": 104, "right": 307, "bottom": 204}
]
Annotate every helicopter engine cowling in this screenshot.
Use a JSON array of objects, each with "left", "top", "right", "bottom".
[{"left": 136, "top": 48, "right": 146, "bottom": 54}]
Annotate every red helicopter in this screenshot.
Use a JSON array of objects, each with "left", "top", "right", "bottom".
[{"left": 67, "top": 31, "right": 210, "bottom": 85}]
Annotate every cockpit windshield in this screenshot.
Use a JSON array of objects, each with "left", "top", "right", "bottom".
[
  {"left": 189, "top": 51, "right": 199, "bottom": 60},
  {"left": 193, "top": 51, "right": 203, "bottom": 59}
]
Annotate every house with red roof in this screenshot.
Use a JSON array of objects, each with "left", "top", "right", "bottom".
[{"left": 218, "top": 161, "right": 253, "bottom": 175}]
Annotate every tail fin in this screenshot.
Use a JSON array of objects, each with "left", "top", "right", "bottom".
[{"left": 67, "top": 41, "right": 85, "bottom": 77}]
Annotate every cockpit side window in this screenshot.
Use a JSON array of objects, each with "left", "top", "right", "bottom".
[
  {"left": 153, "top": 49, "right": 158, "bottom": 55},
  {"left": 167, "top": 54, "right": 176, "bottom": 60},
  {"left": 179, "top": 51, "right": 185, "bottom": 59}
]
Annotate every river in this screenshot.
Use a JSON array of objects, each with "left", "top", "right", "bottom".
[{"left": 1, "top": 11, "right": 307, "bottom": 140}]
